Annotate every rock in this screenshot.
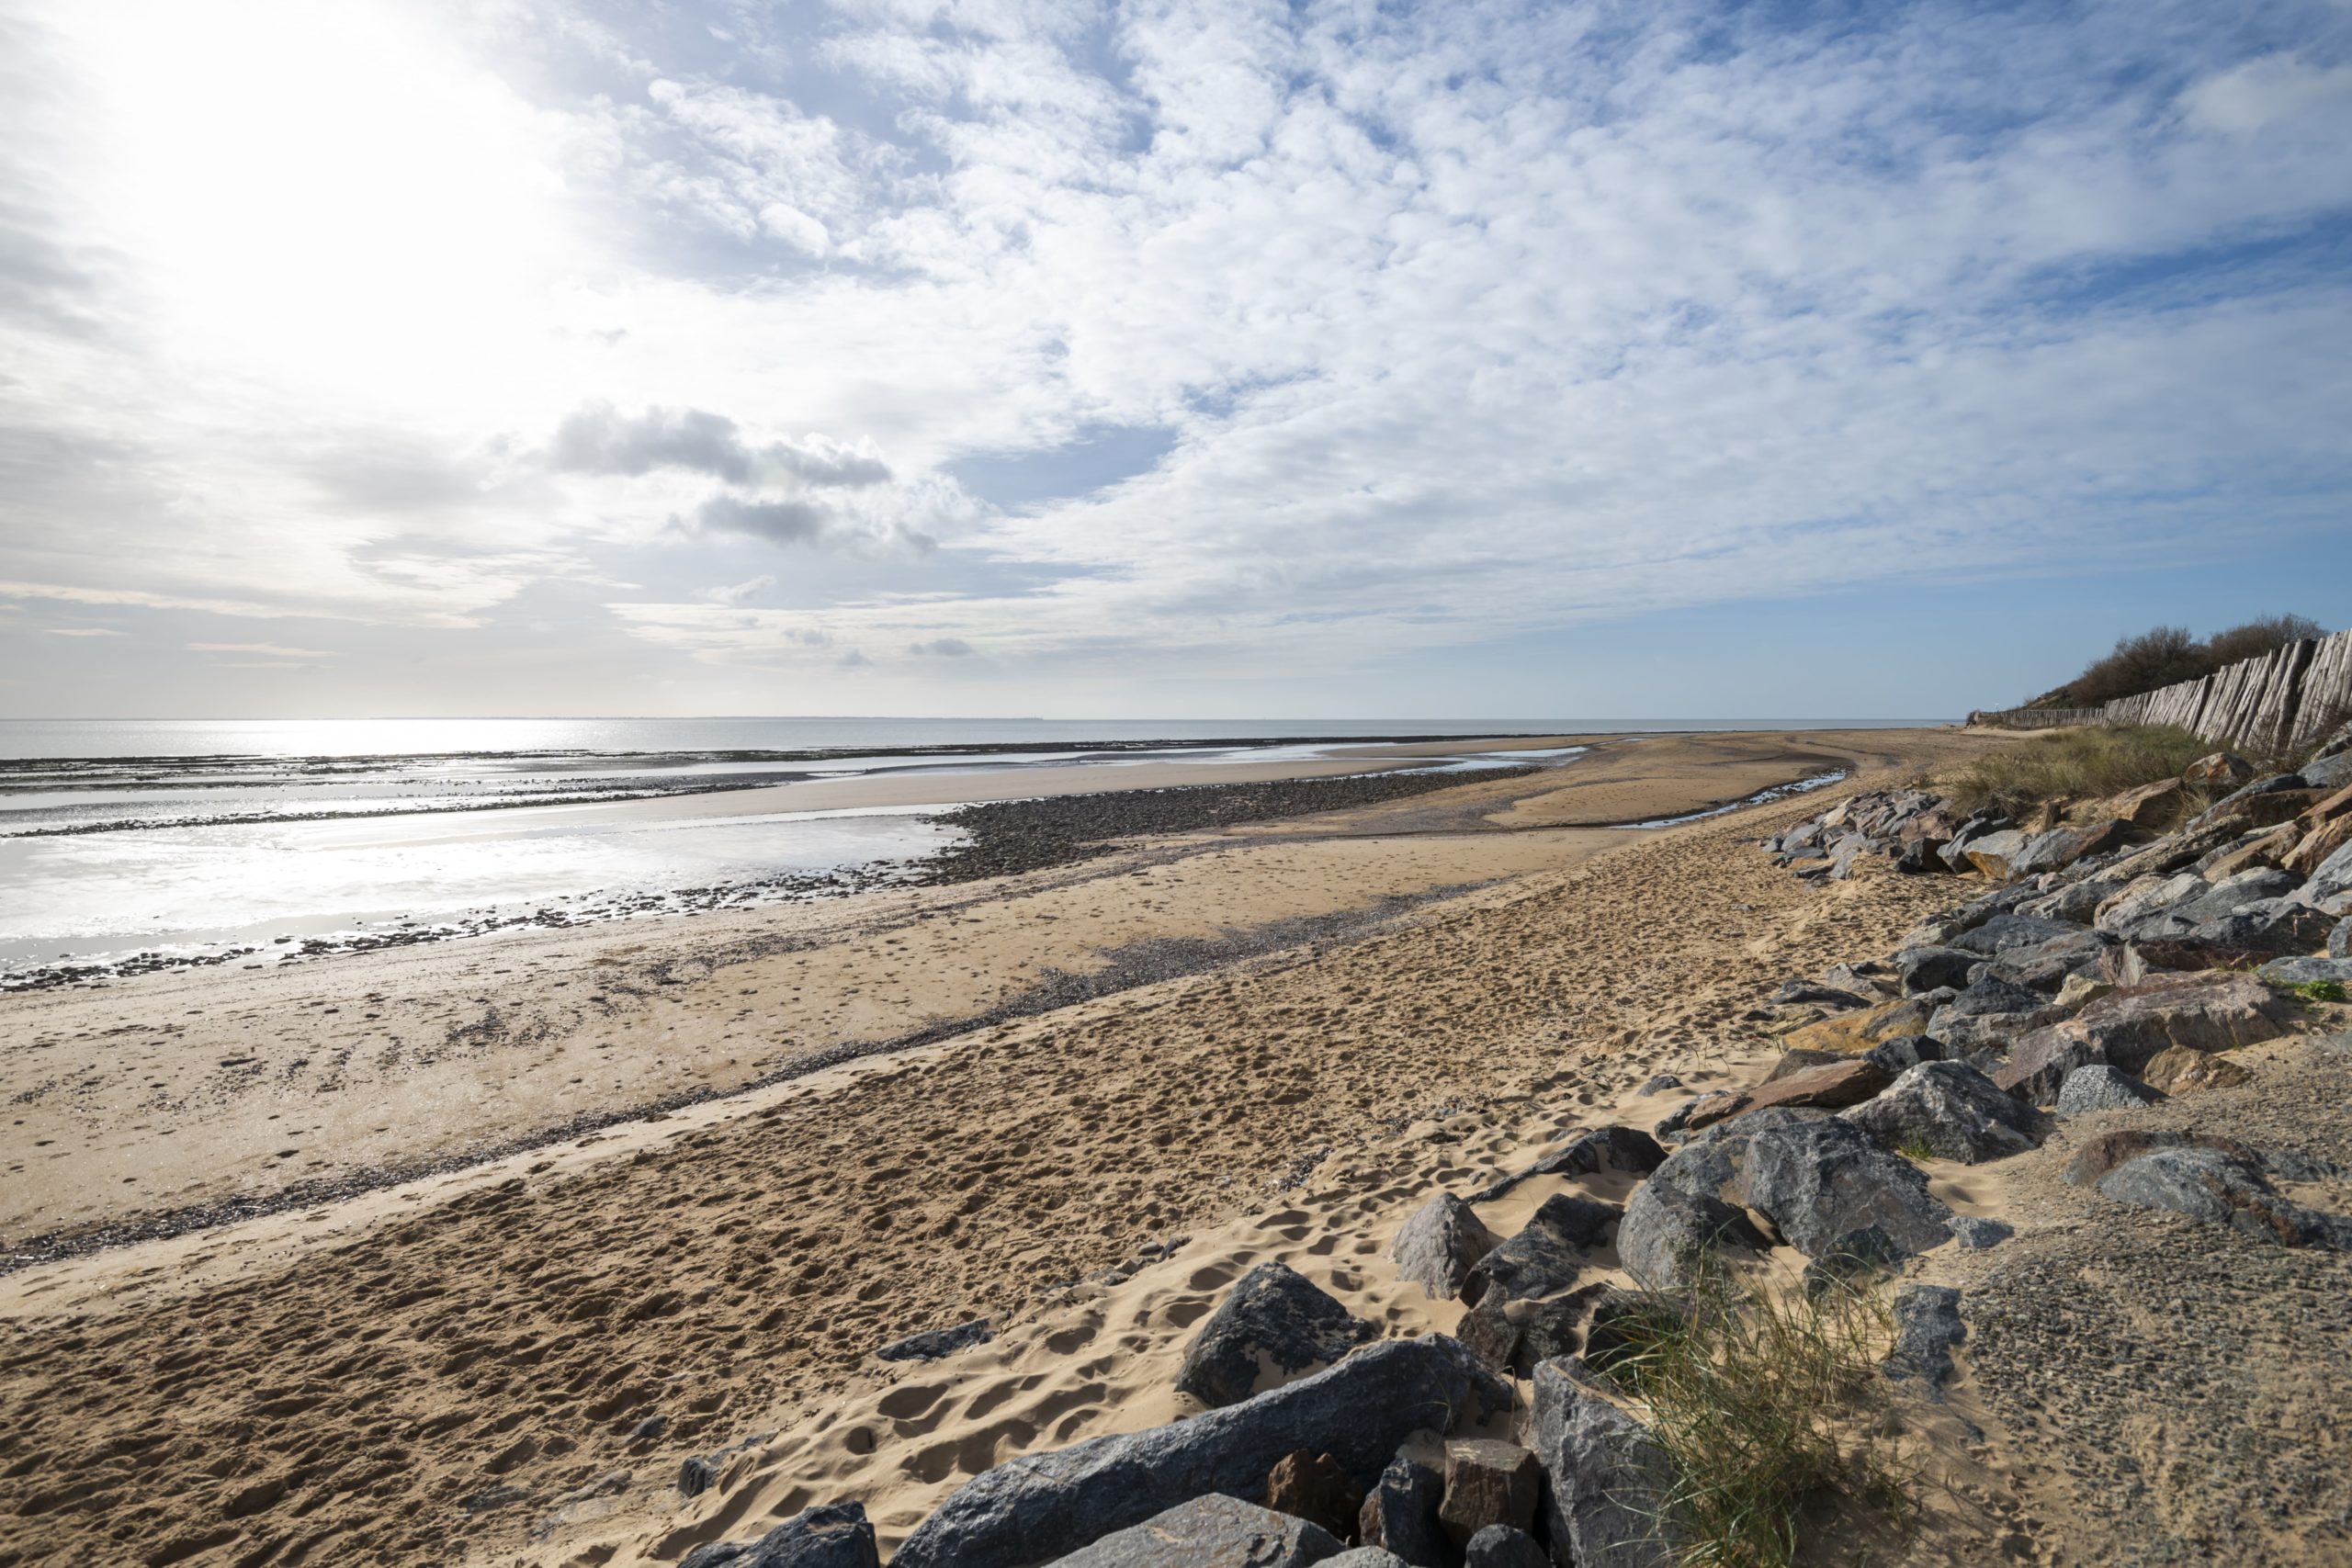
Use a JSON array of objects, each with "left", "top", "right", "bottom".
[
  {"left": 1824, "top": 958, "right": 1900, "bottom": 997},
  {"left": 1779, "top": 997, "right": 1937, "bottom": 1055},
  {"left": 1457, "top": 1286, "right": 1595, "bottom": 1379},
  {"left": 2333, "top": 918, "right": 2351, "bottom": 959},
  {"left": 878, "top": 1320, "right": 994, "bottom": 1362},
  {"left": 1471, "top": 1126, "right": 1666, "bottom": 1201},
  {"left": 1356, "top": 1450, "right": 1447, "bottom": 1567},
  {"left": 2200, "top": 824, "right": 2303, "bottom": 882},
  {"left": 1530, "top": 1361, "right": 1680, "bottom": 1568},
  {"left": 2141, "top": 1043, "right": 2255, "bottom": 1095},
  {"left": 1580, "top": 1289, "right": 1690, "bottom": 1375},
  {"left": 1042, "top": 1495, "right": 1342, "bottom": 1568},
  {"left": 1843, "top": 1061, "right": 2046, "bottom": 1163},
  {"left": 2055, "top": 1065, "right": 2164, "bottom": 1114},
  {"left": 679, "top": 1457, "right": 719, "bottom": 1498},
  {"left": 1438, "top": 1440, "right": 1541, "bottom": 1546},
  {"left": 1637, "top": 1073, "right": 1684, "bottom": 1095},
  {"left": 2095, "top": 1146, "right": 2352, "bottom": 1249},
  {"left": 1391, "top": 1194, "right": 1501, "bottom": 1302},
  {"left": 1885, "top": 1285, "right": 1964, "bottom": 1398},
  {"left": 1991, "top": 1025, "right": 2105, "bottom": 1104},
  {"left": 1895, "top": 945, "right": 1980, "bottom": 995},
  {"left": 1637, "top": 1108, "right": 1954, "bottom": 1269},
  {"left": 1772, "top": 978, "right": 1869, "bottom": 1009},
  {"left": 2064, "top": 1128, "right": 2260, "bottom": 1184},
  {"left": 678, "top": 1503, "right": 878, "bottom": 1568},
  {"left": 1326, "top": 1552, "right": 1411, "bottom": 1568},
  {"left": 1950, "top": 1215, "right": 2013, "bottom": 1248},
  {"left": 2310, "top": 836, "right": 2352, "bottom": 902},
  {"left": 1762, "top": 1048, "right": 1845, "bottom": 1082},
  {"left": 2099, "top": 776, "right": 2185, "bottom": 829},
  {"left": 1861, "top": 1034, "right": 1947, "bottom": 1075},
  {"left": 2184, "top": 752, "right": 2256, "bottom": 789},
  {"left": 1462, "top": 1194, "right": 1616, "bottom": 1309},
  {"left": 895, "top": 1337, "right": 1510, "bottom": 1568},
  {"left": 1652, "top": 1089, "right": 1747, "bottom": 1141},
  {"left": 1961, "top": 829, "right": 2031, "bottom": 879},
  {"left": 1949, "top": 913, "right": 2084, "bottom": 957},
  {"left": 1724, "top": 1057, "right": 1892, "bottom": 1118},
  {"left": 1176, "top": 1262, "right": 1376, "bottom": 1409},
  {"left": 2103, "top": 815, "right": 2255, "bottom": 884},
  {"left": 1614, "top": 1181, "right": 1770, "bottom": 1289},
  {"left": 628, "top": 1414, "right": 669, "bottom": 1441},
  {"left": 1464, "top": 1525, "right": 1547, "bottom": 1568},
  {"left": 1926, "top": 976, "right": 2064, "bottom": 1052},
  {"left": 2019, "top": 874, "right": 2129, "bottom": 924},
  {"left": 2257, "top": 955, "right": 2352, "bottom": 988},
  {"left": 2054, "top": 973, "right": 2114, "bottom": 1010},
  {"left": 2066, "top": 971, "right": 2295, "bottom": 1071},
  {"left": 2288, "top": 817, "right": 2352, "bottom": 878},
  {"left": 1265, "top": 1451, "right": 1363, "bottom": 1542}
]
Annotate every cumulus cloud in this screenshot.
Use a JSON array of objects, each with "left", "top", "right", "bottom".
[
  {"left": 907, "top": 636, "right": 973, "bottom": 658},
  {"left": 703, "top": 574, "right": 775, "bottom": 604},
  {"left": 7, "top": 0, "right": 2352, "bottom": 709}
]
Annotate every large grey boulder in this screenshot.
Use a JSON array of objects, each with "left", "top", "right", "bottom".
[
  {"left": 1356, "top": 1451, "right": 1446, "bottom": 1567},
  {"left": 1841, "top": 1062, "right": 2047, "bottom": 1164},
  {"left": 1390, "top": 1194, "right": 1500, "bottom": 1302},
  {"left": 2019, "top": 874, "right": 2129, "bottom": 925},
  {"left": 1461, "top": 1195, "right": 1616, "bottom": 1307},
  {"left": 1925, "top": 976, "right": 2064, "bottom": 1052},
  {"left": 2184, "top": 897, "right": 2337, "bottom": 955},
  {"left": 2055, "top": 1065, "right": 2164, "bottom": 1114},
  {"left": 1042, "top": 1495, "right": 1341, "bottom": 1568},
  {"left": 1176, "top": 1262, "right": 1375, "bottom": 1409},
  {"left": 679, "top": 1503, "right": 877, "bottom": 1568},
  {"left": 1894, "top": 945, "right": 1979, "bottom": 996},
  {"left": 2256, "top": 955, "right": 2352, "bottom": 988},
  {"left": 2332, "top": 917, "right": 2352, "bottom": 959},
  {"left": 1736, "top": 1111, "right": 1955, "bottom": 1258},
  {"left": 1530, "top": 1361, "right": 1680, "bottom": 1568},
  {"left": 1614, "top": 1183, "right": 1770, "bottom": 1290},
  {"left": 894, "top": 1337, "right": 1511, "bottom": 1568},
  {"left": 1949, "top": 913, "right": 2082, "bottom": 956},
  {"left": 1326, "top": 1552, "right": 1411, "bottom": 1568},
  {"left": 1624, "top": 1110, "right": 1952, "bottom": 1275},
  {"left": 2065, "top": 971, "right": 2296, "bottom": 1070},
  {"left": 2094, "top": 1146, "right": 2352, "bottom": 1249},
  {"left": 1464, "top": 1525, "right": 1547, "bottom": 1568}
]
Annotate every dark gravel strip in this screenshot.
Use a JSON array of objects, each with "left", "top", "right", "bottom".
[{"left": 912, "top": 765, "right": 1541, "bottom": 884}]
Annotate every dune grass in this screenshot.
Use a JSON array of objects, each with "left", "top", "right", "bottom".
[
  {"left": 1940, "top": 723, "right": 2211, "bottom": 818},
  {"left": 1611, "top": 1257, "right": 1912, "bottom": 1567}
]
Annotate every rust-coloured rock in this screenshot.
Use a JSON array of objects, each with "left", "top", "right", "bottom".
[
  {"left": 1781, "top": 998, "right": 1934, "bottom": 1055},
  {"left": 1266, "top": 1450, "right": 1364, "bottom": 1542},
  {"left": 2065, "top": 971, "right": 2295, "bottom": 1071},
  {"left": 2141, "top": 1044, "right": 2256, "bottom": 1096},
  {"left": 1437, "top": 1439, "right": 1542, "bottom": 1547},
  {"left": 2066, "top": 1128, "right": 2258, "bottom": 1187},
  {"left": 2100, "top": 777, "right": 2186, "bottom": 829},
  {"left": 2203, "top": 825, "right": 2302, "bottom": 881},
  {"left": 2184, "top": 752, "right": 2256, "bottom": 789},
  {"left": 1726, "top": 1058, "right": 1892, "bottom": 1120},
  {"left": 2288, "top": 815, "right": 2352, "bottom": 877}
]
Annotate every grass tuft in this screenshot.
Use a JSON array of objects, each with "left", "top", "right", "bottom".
[
  {"left": 2291, "top": 980, "right": 2347, "bottom": 1005},
  {"left": 1941, "top": 724, "right": 2210, "bottom": 819},
  {"left": 1611, "top": 1254, "right": 1914, "bottom": 1566}
]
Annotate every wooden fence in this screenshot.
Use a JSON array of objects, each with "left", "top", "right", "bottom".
[{"left": 1971, "top": 626, "right": 2352, "bottom": 755}]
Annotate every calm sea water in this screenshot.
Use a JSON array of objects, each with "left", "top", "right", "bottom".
[{"left": 0, "top": 717, "right": 1929, "bottom": 987}]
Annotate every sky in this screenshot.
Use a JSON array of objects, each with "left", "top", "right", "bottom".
[{"left": 2, "top": 0, "right": 2348, "bottom": 722}]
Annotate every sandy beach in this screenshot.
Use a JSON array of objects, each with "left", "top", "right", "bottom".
[{"left": 0, "top": 727, "right": 2017, "bottom": 1566}]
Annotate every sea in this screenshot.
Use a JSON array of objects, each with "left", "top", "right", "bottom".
[{"left": 0, "top": 716, "right": 1931, "bottom": 989}]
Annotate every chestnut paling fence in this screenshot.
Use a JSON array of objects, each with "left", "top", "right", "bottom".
[{"left": 1968, "top": 626, "right": 2352, "bottom": 756}]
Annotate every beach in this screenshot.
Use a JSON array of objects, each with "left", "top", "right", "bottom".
[{"left": 0, "top": 725, "right": 2020, "bottom": 1565}]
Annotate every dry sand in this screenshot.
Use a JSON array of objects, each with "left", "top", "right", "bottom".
[{"left": 0, "top": 727, "right": 2022, "bottom": 1567}]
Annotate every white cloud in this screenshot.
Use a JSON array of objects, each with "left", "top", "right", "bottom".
[{"left": 5, "top": 0, "right": 2350, "bottom": 709}]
